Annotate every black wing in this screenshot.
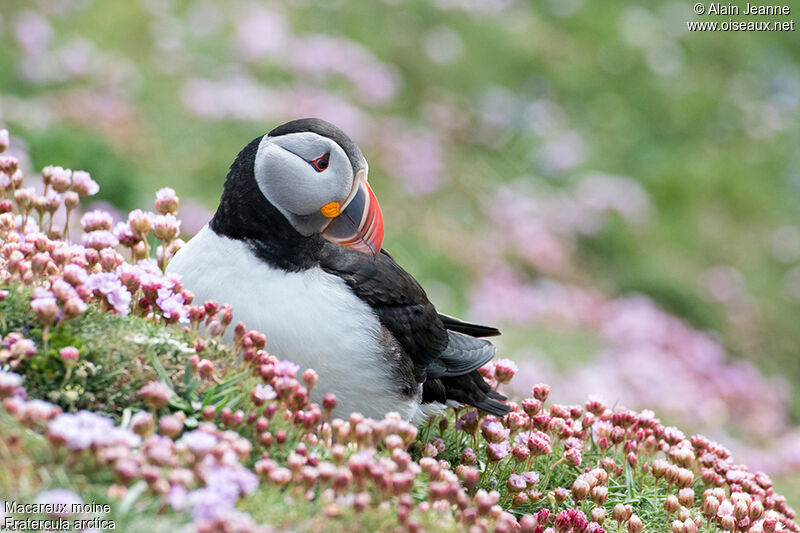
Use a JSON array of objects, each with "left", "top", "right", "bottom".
[
  {"left": 319, "top": 246, "right": 508, "bottom": 416},
  {"left": 319, "top": 246, "right": 448, "bottom": 382},
  {"left": 426, "top": 331, "right": 496, "bottom": 378}
]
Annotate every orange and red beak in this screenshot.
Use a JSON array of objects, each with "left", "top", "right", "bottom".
[{"left": 321, "top": 170, "right": 384, "bottom": 256}]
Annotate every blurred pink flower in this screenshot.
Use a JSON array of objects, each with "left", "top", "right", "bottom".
[
  {"left": 375, "top": 121, "right": 445, "bottom": 195},
  {"left": 14, "top": 10, "right": 53, "bottom": 56},
  {"left": 233, "top": 4, "right": 288, "bottom": 60}
]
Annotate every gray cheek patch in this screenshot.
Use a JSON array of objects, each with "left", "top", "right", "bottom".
[{"left": 253, "top": 135, "right": 356, "bottom": 235}]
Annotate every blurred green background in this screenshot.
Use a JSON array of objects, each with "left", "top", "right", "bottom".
[{"left": 1, "top": 0, "right": 798, "bottom": 500}]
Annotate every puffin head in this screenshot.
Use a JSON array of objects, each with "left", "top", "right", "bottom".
[{"left": 212, "top": 118, "right": 384, "bottom": 257}]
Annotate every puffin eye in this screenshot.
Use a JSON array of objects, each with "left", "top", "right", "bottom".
[{"left": 311, "top": 153, "right": 330, "bottom": 172}]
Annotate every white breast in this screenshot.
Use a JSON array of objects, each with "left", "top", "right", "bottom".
[{"left": 166, "top": 226, "right": 421, "bottom": 420}]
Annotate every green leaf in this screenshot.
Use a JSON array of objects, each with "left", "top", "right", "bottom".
[{"left": 118, "top": 480, "right": 147, "bottom": 514}]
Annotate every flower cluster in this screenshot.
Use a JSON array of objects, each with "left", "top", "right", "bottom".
[
  {"left": 0, "top": 131, "right": 190, "bottom": 329},
  {"left": 0, "top": 130, "right": 798, "bottom": 531},
  {"left": 470, "top": 267, "right": 800, "bottom": 476},
  {"left": 4, "top": 353, "right": 798, "bottom": 533}
]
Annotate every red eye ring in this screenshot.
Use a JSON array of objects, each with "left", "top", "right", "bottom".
[{"left": 312, "top": 153, "right": 330, "bottom": 172}]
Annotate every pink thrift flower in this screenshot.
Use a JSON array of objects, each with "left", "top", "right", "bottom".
[
  {"left": 139, "top": 380, "right": 173, "bottom": 410},
  {"left": 51, "top": 168, "right": 72, "bottom": 193},
  {"left": 481, "top": 419, "right": 510, "bottom": 443},
  {"left": 152, "top": 213, "right": 181, "bottom": 242},
  {"left": 506, "top": 473, "right": 527, "bottom": 493},
  {"left": 486, "top": 441, "right": 511, "bottom": 462},
  {"left": 80, "top": 209, "right": 114, "bottom": 232},
  {"left": 85, "top": 272, "right": 132, "bottom": 315},
  {"left": 71, "top": 170, "right": 99, "bottom": 197},
  {"left": 274, "top": 360, "right": 300, "bottom": 378},
  {"left": 156, "top": 286, "right": 188, "bottom": 322},
  {"left": 82, "top": 230, "right": 119, "bottom": 250},
  {"left": 128, "top": 209, "right": 153, "bottom": 236},
  {"left": 62, "top": 264, "right": 88, "bottom": 286},
  {"left": 155, "top": 187, "right": 180, "bottom": 215},
  {"left": 31, "top": 295, "right": 59, "bottom": 324},
  {"left": 251, "top": 384, "right": 277, "bottom": 406},
  {"left": 563, "top": 447, "right": 582, "bottom": 467},
  {"left": 59, "top": 346, "right": 79, "bottom": 363},
  {"left": 532, "top": 383, "right": 550, "bottom": 403},
  {"left": 0, "top": 371, "right": 24, "bottom": 398},
  {"left": 493, "top": 358, "right": 518, "bottom": 384}
]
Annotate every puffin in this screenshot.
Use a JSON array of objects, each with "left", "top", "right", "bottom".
[{"left": 167, "top": 118, "right": 509, "bottom": 422}]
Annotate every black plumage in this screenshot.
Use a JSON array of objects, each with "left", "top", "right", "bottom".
[{"left": 319, "top": 245, "right": 509, "bottom": 416}]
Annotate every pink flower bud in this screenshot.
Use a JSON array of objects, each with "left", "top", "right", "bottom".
[
  {"left": 51, "top": 169, "right": 72, "bottom": 193},
  {"left": 563, "top": 447, "right": 582, "bottom": 467},
  {"left": 130, "top": 411, "right": 154, "bottom": 437},
  {"left": 493, "top": 358, "right": 517, "bottom": 384},
  {"left": 679, "top": 487, "right": 695, "bottom": 508},
  {"left": 31, "top": 296, "right": 59, "bottom": 325},
  {"left": 269, "top": 467, "right": 292, "bottom": 486},
  {"left": 154, "top": 187, "right": 180, "bottom": 215},
  {"left": 532, "top": 383, "right": 550, "bottom": 403},
  {"left": 64, "top": 191, "right": 79, "bottom": 210},
  {"left": 139, "top": 380, "right": 173, "bottom": 410},
  {"left": 486, "top": 441, "right": 510, "bottom": 462},
  {"left": 665, "top": 494, "right": 680, "bottom": 514},
  {"left": 460, "top": 447, "right": 477, "bottom": 465},
  {"left": 62, "top": 297, "right": 88, "bottom": 319},
  {"left": 44, "top": 191, "right": 62, "bottom": 213},
  {"left": 302, "top": 368, "right": 318, "bottom": 389},
  {"left": 507, "top": 474, "right": 527, "bottom": 493},
  {"left": 71, "top": 170, "right": 99, "bottom": 197},
  {"left": 512, "top": 443, "right": 530, "bottom": 463},
  {"left": 749, "top": 501, "right": 764, "bottom": 521},
  {"left": 627, "top": 515, "right": 643, "bottom": 533},
  {"left": 201, "top": 405, "right": 216, "bottom": 421},
  {"left": 207, "top": 320, "right": 223, "bottom": 337},
  {"left": 59, "top": 346, "right": 79, "bottom": 363},
  {"left": 158, "top": 414, "right": 184, "bottom": 437},
  {"left": 592, "top": 485, "right": 609, "bottom": 506},
  {"left": 572, "top": 478, "right": 590, "bottom": 501},
  {"left": 762, "top": 516, "right": 777, "bottom": 533},
  {"left": 197, "top": 359, "right": 215, "bottom": 379},
  {"left": 218, "top": 304, "right": 233, "bottom": 326},
  {"left": 152, "top": 213, "right": 180, "bottom": 242},
  {"left": 521, "top": 397, "right": 542, "bottom": 417},
  {"left": 14, "top": 187, "right": 34, "bottom": 209},
  {"left": 613, "top": 503, "right": 633, "bottom": 523},
  {"left": 422, "top": 442, "right": 438, "bottom": 458},
  {"left": 322, "top": 393, "right": 337, "bottom": 413},
  {"left": 677, "top": 467, "right": 694, "bottom": 488},
  {"left": 481, "top": 418, "right": 509, "bottom": 443},
  {"left": 0, "top": 213, "right": 15, "bottom": 232},
  {"left": 99, "top": 248, "right": 123, "bottom": 272}
]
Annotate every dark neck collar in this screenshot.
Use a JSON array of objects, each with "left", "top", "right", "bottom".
[{"left": 209, "top": 136, "right": 325, "bottom": 271}]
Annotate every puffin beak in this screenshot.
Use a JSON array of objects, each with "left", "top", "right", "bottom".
[{"left": 321, "top": 170, "right": 384, "bottom": 256}]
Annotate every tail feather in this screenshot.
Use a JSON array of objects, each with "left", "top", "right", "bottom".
[
  {"left": 422, "top": 370, "right": 510, "bottom": 417},
  {"left": 438, "top": 313, "right": 501, "bottom": 338}
]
